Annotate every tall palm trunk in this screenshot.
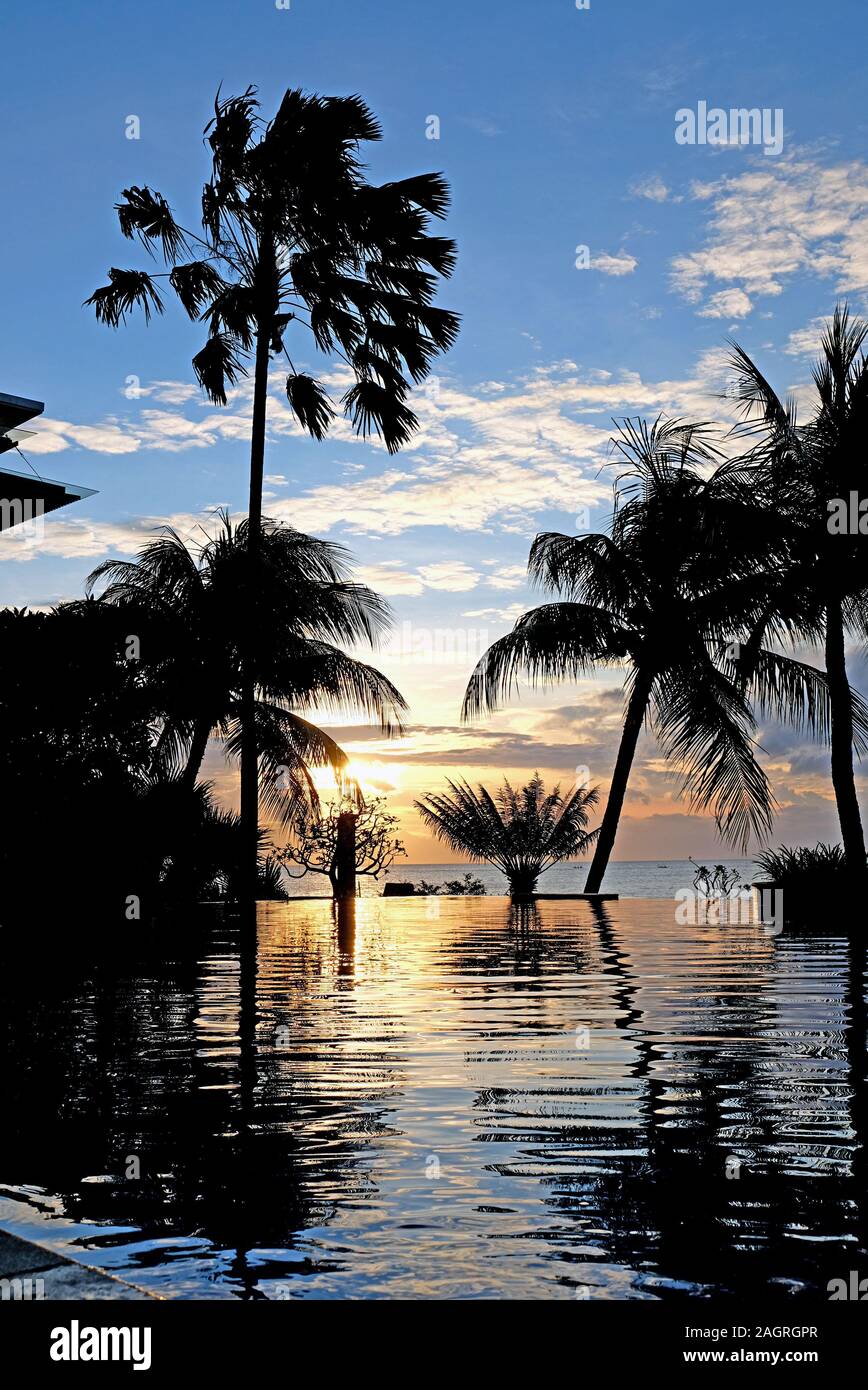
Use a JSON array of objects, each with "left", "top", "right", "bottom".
[
  {"left": 240, "top": 317, "right": 271, "bottom": 905},
  {"left": 825, "top": 593, "right": 867, "bottom": 876},
  {"left": 180, "top": 717, "right": 212, "bottom": 792},
  {"left": 584, "top": 668, "right": 654, "bottom": 894}
]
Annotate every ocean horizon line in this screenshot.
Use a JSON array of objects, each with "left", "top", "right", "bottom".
[{"left": 399, "top": 855, "right": 755, "bottom": 867}]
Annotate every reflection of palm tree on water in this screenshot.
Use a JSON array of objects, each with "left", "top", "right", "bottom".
[
  {"left": 226, "top": 901, "right": 358, "bottom": 1292},
  {"left": 224, "top": 930, "right": 261, "bottom": 1296},
  {"left": 593, "top": 911, "right": 868, "bottom": 1294},
  {"left": 4, "top": 915, "right": 399, "bottom": 1296},
  {"left": 223, "top": 897, "right": 416, "bottom": 1294},
  {"left": 465, "top": 901, "right": 868, "bottom": 1295},
  {"left": 845, "top": 934, "right": 868, "bottom": 1257},
  {"left": 335, "top": 896, "right": 357, "bottom": 978}
]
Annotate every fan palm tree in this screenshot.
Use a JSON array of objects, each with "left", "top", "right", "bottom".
[
  {"left": 464, "top": 417, "right": 850, "bottom": 894},
  {"left": 85, "top": 85, "right": 459, "bottom": 898},
  {"left": 415, "top": 774, "right": 599, "bottom": 897},
  {"left": 727, "top": 305, "right": 868, "bottom": 878},
  {"left": 87, "top": 512, "right": 406, "bottom": 836}
]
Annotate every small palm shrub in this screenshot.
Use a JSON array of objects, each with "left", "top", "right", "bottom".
[
  {"left": 754, "top": 843, "right": 867, "bottom": 921},
  {"left": 415, "top": 774, "right": 599, "bottom": 897},
  {"left": 257, "top": 856, "right": 290, "bottom": 902},
  {"left": 755, "top": 843, "right": 850, "bottom": 884}
]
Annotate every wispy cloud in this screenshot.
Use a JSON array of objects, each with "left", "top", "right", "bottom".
[
  {"left": 462, "top": 602, "right": 526, "bottom": 622},
  {"left": 593, "top": 250, "right": 638, "bottom": 276},
  {"left": 630, "top": 175, "right": 672, "bottom": 203},
  {"left": 13, "top": 347, "right": 773, "bottom": 561},
  {"left": 783, "top": 315, "right": 831, "bottom": 357},
  {"left": 670, "top": 153, "right": 868, "bottom": 318},
  {"left": 0, "top": 509, "right": 224, "bottom": 565},
  {"left": 459, "top": 114, "right": 504, "bottom": 138}
]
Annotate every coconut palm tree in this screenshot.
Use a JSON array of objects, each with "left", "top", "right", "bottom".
[
  {"left": 727, "top": 305, "right": 868, "bottom": 879},
  {"left": 87, "top": 512, "right": 406, "bottom": 835},
  {"left": 415, "top": 774, "right": 599, "bottom": 897},
  {"left": 464, "top": 417, "right": 850, "bottom": 894},
  {"left": 85, "top": 85, "right": 458, "bottom": 898}
]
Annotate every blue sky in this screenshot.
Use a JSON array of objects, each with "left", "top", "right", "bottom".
[{"left": 2, "top": 0, "right": 867, "bottom": 859}]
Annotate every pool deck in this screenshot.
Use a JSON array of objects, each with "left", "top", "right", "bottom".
[{"left": 0, "top": 1198, "right": 156, "bottom": 1301}]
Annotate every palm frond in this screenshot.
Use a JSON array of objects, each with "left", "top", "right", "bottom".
[
  {"left": 728, "top": 646, "right": 868, "bottom": 758},
  {"left": 463, "top": 603, "right": 632, "bottom": 719},
  {"left": 726, "top": 340, "right": 797, "bottom": 433},
  {"left": 205, "top": 85, "right": 260, "bottom": 178},
  {"left": 655, "top": 659, "right": 774, "bottom": 850},
  {"left": 192, "top": 332, "right": 245, "bottom": 405},
  {"left": 116, "top": 186, "right": 188, "bottom": 262},
  {"left": 342, "top": 378, "right": 417, "bottom": 453},
  {"left": 84, "top": 269, "right": 164, "bottom": 326},
  {"left": 169, "top": 260, "right": 227, "bottom": 319},
  {"left": 286, "top": 373, "right": 335, "bottom": 439}
]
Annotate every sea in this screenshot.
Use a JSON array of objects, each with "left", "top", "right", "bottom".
[{"left": 281, "top": 858, "right": 758, "bottom": 899}]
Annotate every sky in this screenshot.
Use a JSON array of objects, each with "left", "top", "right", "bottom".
[{"left": 1, "top": 0, "right": 867, "bottom": 861}]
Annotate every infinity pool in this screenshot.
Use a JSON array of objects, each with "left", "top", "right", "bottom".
[{"left": 1, "top": 897, "right": 865, "bottom": 1299}]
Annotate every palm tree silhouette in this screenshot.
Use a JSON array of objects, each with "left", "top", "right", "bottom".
[
  {"left": 87, "top": 512, "right": 406, "bottom": 831},
  {"left": 727, "top": 305, "right": 868, "bottom": 878},
  {"left": 85, "top": 86, "right": 458, "bottom": 898},
  {"left": 415, "top": 773, "right": 599, "bottom": 897},
  {"left": 463, "top": 417, "right": 838, "bottom": 894}
]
